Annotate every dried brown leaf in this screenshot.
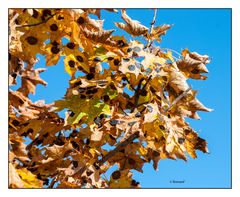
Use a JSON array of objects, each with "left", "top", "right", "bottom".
[{"left": 115, "top": 9, "right": 148, "bottom": 37}]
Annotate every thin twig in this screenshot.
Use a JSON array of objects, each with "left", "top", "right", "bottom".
[
  {"left": 145, "top": 9, "right": 157, "bottom": 48},
  {"left": 167, "top": 87, "right": 192, "bottom": 111},
  {"left": 119, "top": 104, "right": 129, "bottom": 116},
  {"left": 17, "top": 14, "right": 56, "bottom": 28},
  {"left": 48, "top": 175, "right": 57, "bottom": 188},
  {"left": 149, "top": 9, "right": 157, "bottom": 34},
  {"left": 131, "top": 78, "right": 145, "bottom": 112},
  {"left": 130, "top": 75, "right": 152, "bottom": 113},
  {"left": 141, "top": 75, "right": 152, "bottom": 90},
  {"left": 125, "top": 77, "right": 136, "bottom": 91},
  {"left": 97, "top": 131, "right": 140, "bottom": 166},
  {"left": 161, "top": 48, "right": 182, "bottom": 58},
  {"left": 73, "top": 131, "right": 140, "bottom": 177}
]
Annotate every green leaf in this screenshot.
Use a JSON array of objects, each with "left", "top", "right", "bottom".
[
  {"left": 54, "top": 96, "right": 111, "bottom": 125},
  {"left": 105, "top": 87, "right": 118, "bottom": 99}
]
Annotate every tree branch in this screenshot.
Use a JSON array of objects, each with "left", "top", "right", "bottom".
[
  {"left": 131, "top": 78, "right": 145, "bottom": 112},
  {"left": 73, "top": 131, "right": 140, "bottom": 177},
  {"left": 141, "top": 75, "right": 152, "bottom": 90},
  {"left": 48, "top": 175, "right": 57, "bottom": 188},
  {"left": 149, "top": 9, "right": 157, "bottom": 34},
  {"left": 145, "top": 9, "right": 157, "bottom": 48},
  {"left": 131, "top": 75, "right": 152, "bottom": 112},
  {"left": 124, "top": 76, "right": 136, "bottom": 91},
  {"left": 96, "top": 131, "right": 140, "bottom": 166}
]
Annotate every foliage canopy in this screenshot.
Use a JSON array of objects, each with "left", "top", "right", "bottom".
[{"left": 9, "top": 8, "right": 212, "bottom": 188}]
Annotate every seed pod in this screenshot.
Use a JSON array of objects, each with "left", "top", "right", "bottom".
[
  {"left": 159, "top": 125, "right": 165, "bottom": 130},
  {"left": 51, "top": 41, "right": 59, "bottom": 46},
  {"left": 127, "top": 48, "right": 133, "bottom": 52},
  {"left": 86, "top": 73, "right": 94, "bottom": 80},
  {"left": 107, "top": 57, "right": 114, "bottom": 61},
  {"left": 32, "top": 9, "right": 39, "bottom": 18},
  {"left": 123, "top": 58, "right": 130, "bottom": 62},
  {"left": 80, "top": 94, "right": 86, "bottom": 99},
  {"left": 93, "top": 162, "right": 100, "bottom": 170},
  {"left": 153, "top": 150, "right": 160, "bottom": 157},
  {"left": 128, "top": 158, "right": 136, "bottom": 165},
  {"left": 140, "top": 89, "right": 147, "bottom": 96},
  {"left": 57, "top": 15, "right": 64, "bottom": 20},
  {"left": 50, "top": 24, "right": 58, "bottom": 31},
  {"left": 68, "top": 60, "right": 75, "bottom": 68},
  {"left": 12, "top": 119, "right": 20, "bottom": 126},
  {"left": 103, "top": 95, "right": 110, "bottom": 102},
  {"left": 86, "top": 170, "right": 93, "bottom": 176},
  {"left": 74, "top": 80, "right": 82, "bottom": 86},
  {"left": 27, "top": 128, "right": 34, "bottom": 134},
  {"left": 131, "top": 179, "right": 139, "bottom": 186},
  {"left": 66, "top": 42, "right": 75, "bottom": 49},
  {"left": 77, "top": 16, "right": 85, "bottom": 24},
  {"left": 112, "top": 170, "right": 121, "bottom": 180},
  {"left": 51, "top": 46, "right": 60, "bottom": 54},
  {"left": 26, "top": 36, "right": 38, "bottom": 45},
  {"left": 178, "top": 137, "right": 185, "bottom": 144},
  {"left": 117, "top": 40, "right": 125, "bottom": 47},
  {"left": 71, "top": 140, "right": 79, "bottom": 150},
  {"left": 113, "top": 59, "right": 120, "bottom": 66},
  {"left": 93, "top": 57, "right": 101, "bottom": 62},
  {"left": 72, "top": 160, "right": 78, "bottom": 168},
  {"left": 42, "top": 9, "right": 51, "bottom": 17}
]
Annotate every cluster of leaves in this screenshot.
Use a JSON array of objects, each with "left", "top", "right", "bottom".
[{"left": 9, "top": 8, "right": 212, "bottom": 188}]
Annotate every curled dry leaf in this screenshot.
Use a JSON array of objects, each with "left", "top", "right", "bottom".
[
  {"left": 18, "top": 68, "right": 47, "bottom": 96},
  {"left": 168, "top": 70, "right": 190, "bottom": 93},
  {"left": 184, "top": 129, "right": 209, "bottom": 158},
  {"left": 81, "top": 27, "right": 115, "bottom": 43},
  {"left": 177, "top": 49, "right": 210, "bottom": 80},
  {"left": 146, "top": 24, "right": 171, "bottom": 42},
  {"left": 115, "top": 9, "right": 149, "bottom": 37},
  {"left": 9, "top": 163, "right": 24, "bottom": 188}
]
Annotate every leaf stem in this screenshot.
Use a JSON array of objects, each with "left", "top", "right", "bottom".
[
  {"left": 131, "top": 78, "right": 145, "bottom": 112},
  {"left": 17, "top": 14, "right": 56, "bottom": 28}
]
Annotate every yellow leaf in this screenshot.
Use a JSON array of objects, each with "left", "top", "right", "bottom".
[
  {"left": 16, "top": 168, "right": 43, "bottom": 188},
  {"left": 64, "top": 54, "right": 76, "bottom": 76},
  {"left": 9, "top": 163, "right": 24, "bottom": 188},
  {"left": 109, "top": 170, "right": 133, "bottom": 188}
]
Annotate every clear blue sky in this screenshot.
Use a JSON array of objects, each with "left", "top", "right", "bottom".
[{"left": 13, "top": 9, "right": 231, "bottom": 188}]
